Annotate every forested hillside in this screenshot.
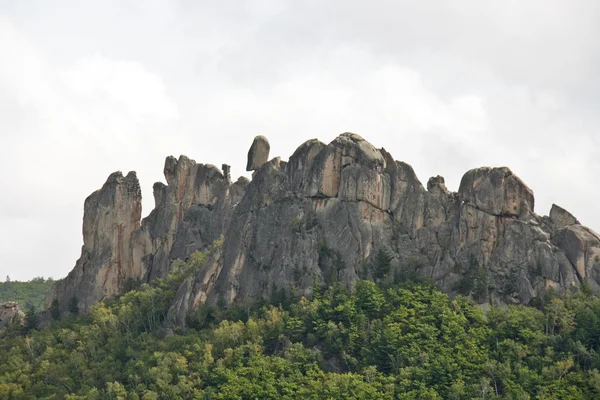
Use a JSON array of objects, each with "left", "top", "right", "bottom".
[
  {"left": 2, "top": 253, "right": 600, "bottom": 399},
  {"left": 0, "top": 277, "right": 55, "bottom": 310}
]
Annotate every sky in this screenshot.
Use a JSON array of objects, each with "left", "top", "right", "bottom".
[{"left": 1, "top": 1, "right": 599, "bottom": 281}]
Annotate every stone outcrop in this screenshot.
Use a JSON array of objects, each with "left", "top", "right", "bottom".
[
  {"left": 132, "top": 156, "right": 247, "bottom": 282},
  {"left": 47, "top": 133, "right": 600, "bottom": 324},
  {"left": 550, "top": 204, "right": 580, "bottom": 229},
  {"left": 168, "top": 133, "right": 597, "bottom": 323},
  {"left": 0, "top": 302, "right": 24, "bottom": 330},
  {"left": 246, "top": 135, "right": 270, "bottom": 171},
  {"left": 458, "top": 167, "right": 534, "bottom": 217},
  {"left": 48, "top": 171, "right": 142, "bottom": 313},
  {"left": 46, "top": 157, "right": 247, "bottom": 314},
  {"left": 553, "top": 225, "right": 600, "bottom": 290}
]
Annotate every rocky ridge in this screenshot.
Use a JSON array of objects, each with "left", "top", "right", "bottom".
[{"left": 47, "top": 133, "right": 600, "bottom": 323}]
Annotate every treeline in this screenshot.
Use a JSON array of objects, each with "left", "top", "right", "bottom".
[
  {"left": 2, "top": 256, "right": 600, "bottom": 398},
  {"left": 0, "top": 277, "right": 55, "bottom": 309}
]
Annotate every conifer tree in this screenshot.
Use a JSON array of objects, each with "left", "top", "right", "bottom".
[{"left": 68, "top": 296, "right": 79, "bottom": 315}]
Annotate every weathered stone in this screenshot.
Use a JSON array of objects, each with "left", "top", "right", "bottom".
[
  {"left": 550, "top": 204, "right": 580, "bottom": 229},
  {"left": 459, "top": 167, "right": 535, "bottom": 217},
  {"left": 339, "top": 164, "right": 390, "bottom": 210},
  {"left": 49, "top": 132, "right": 600, "bottom": 322},
  {"left": 222, "top": 164, "right": 231, "bottom": 184},
  {"left": 307, "top": 133, "right": 386, "bottom": 198},
  {"left": 246, "top": 135, "right": 270, "bottom": 171},
  {"left": 427, "top": 176, "right": 449, "bottom": 198},
  {"left": 0, "top": 302, "right": 24, "bottom": 330},
  {"left": 553, "top": 225, "right": 600, "bottom": 286},
  {"left": 47, "top": 155, "right": 247, "bottom": 314},
  {"left": 47, "top": 171, "right": 142, "bottom": 313},
  {"left": 164, "top": 156, "right": 178, "bottom": 185},
  {"left": 287, "top": 139, "right": 326, "bottom": 193}
]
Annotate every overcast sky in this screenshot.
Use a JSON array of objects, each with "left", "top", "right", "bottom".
[{"left": 1, "top": 1, "right": 599, "bottom": 281}]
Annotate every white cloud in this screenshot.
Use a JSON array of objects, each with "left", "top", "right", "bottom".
[{"left": 0, "top": 17, "right": 180, "bottom": 280}]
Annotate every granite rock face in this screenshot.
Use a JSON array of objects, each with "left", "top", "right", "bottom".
[
  {"left": 132, "top": 156, "right": 247, "bottom": 282},
  {"left": 46, "top": 158, "right": 246, "bottom": 313},
  {"left": 48, "top": 133, "right": 599, "bottom": 324},
  {"left": 246, "top": 135, "right": 270, "bottom": 171},
  {"left": 48, "top": 171, "right": 142, "bottom": 313},
  {"left": 458, "top": 167, "right": 535, "bottom": 217},
  {"left": 550, "top": 204, "right": 580, "bottom": 229},
  {"left": 0, "top": 302, "right": 24, "bottom": 330},
  {"left": 170, "top": 134, "right": 596, "bottom": 323}
]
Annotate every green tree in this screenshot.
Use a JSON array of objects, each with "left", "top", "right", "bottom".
[
  {"left": 50, "top": 299, "right": 60, "bottom": 320},
  {"left": 24, "top": 306, "right": 40, "bottom": 333},
  {"left": 374, "top": 248, "right": 392, "bottom": 280},
  {"left": 68, "top": 296, "right": 80, "bottom": 315},
  {"left": 0, "top": 276, "right": 55, "bottom": 309}
]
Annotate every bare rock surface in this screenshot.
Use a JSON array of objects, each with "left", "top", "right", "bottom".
[
  {"left": 48, "top": 171, "right": 142, "bottom": 313},
  {"left": 47, "top": 157, "right": 246, "bottom": 314},
  {"left": 46, "top": 133, "right": 599, "bottom": 325},
  {"left": 0, "top": 302, "right": 24, "bottom": 330},
  {"left": 246, "top": 135, "right": 270, "bottom": 171},
  {"left": 550, "top": 204, "right": 580, "bottom": 229},
  {"left": 459, "top": 167, "right": 535, "bottom": 217}
]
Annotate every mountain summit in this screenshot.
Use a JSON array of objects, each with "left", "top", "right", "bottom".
[{"left": 46, "top": 133, "right": 600, "bottom": 322}]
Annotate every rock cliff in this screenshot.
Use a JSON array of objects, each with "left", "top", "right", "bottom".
[
  {"left": 47, "top": 133, "right": 600, "bottom": 321},
  {"left": 0, "top": 302, "right": 24, "bottom": 330},
  {"left": 46, "top": 159, "right": 246, "bottom": 313}
]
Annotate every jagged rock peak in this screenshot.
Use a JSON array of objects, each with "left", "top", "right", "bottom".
[
  {"left": 246, "top": 135, "right": 271, "bottom": 171},
  {"left": 47, "top": 169, "right": 145, "bottom": 313},
  {"left": 550, "top": 204, "right": 580, "bottom": 229},
  {"left": 333, "top": 132, "right": 385, "bottom": 170},
  {"left": 49, "top": 133, "right": 600, "bottom": 323},
  {"left": 458, "top": 166, "right": 534, "bottom": 217},
  {"left": 83, "top": 170, "right": 142, "bottom": 251},
  {"left": 427, "top": 175, "right": 450, "bottom": 197},
  {"left": 222, "top": 164, "right": 231, "bottom": 184},
  {"left": 304, "top": 133, "right": 389, "bottom": 207},
  {"left": 47, "top": 151, "right": 247, "bottom": 314},
  {"left": 163, "top": 155, "right": 179, "bottom": 185}
]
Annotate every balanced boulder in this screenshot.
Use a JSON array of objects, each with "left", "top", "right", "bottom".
[{"left": 246, "top": 135, "right": 270, "bottom": 171}]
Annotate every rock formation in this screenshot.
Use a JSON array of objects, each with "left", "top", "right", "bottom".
[
  {"left": 0, "top": 302, "right": 24, "bottom": 330},
  {"left": 246, "top": 135, "right": 270, "bottom": 171},
  {"left": 47, "top": 133, "right": 600, "bottom": 323},
  {"left": 48, "top": 171, "right": 142, "bottom": 313},
  {"left": 46, "top": 158, "right": 246, "bottom": 313}
]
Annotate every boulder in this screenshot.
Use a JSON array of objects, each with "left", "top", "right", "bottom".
[
  {"left": 0, "top": 302, "right": 24, "bottom": 330},
  {"left": 427, "top": 176, "right": 449, "bottom": 198},
  {"left": 549, "top": 204, "right": 580, "bottom": 229},
  {"left": 553, "top": 225, "right": 600, "bottom": 288},
  {"left": 246, "top": 135, "right": 271, "bottom": 171},
  {"left": 307, "top": 133, "right": 386, "bottom": 199},
  {"left": 459, "top": 167, "right": 535, "bottom": 217}
]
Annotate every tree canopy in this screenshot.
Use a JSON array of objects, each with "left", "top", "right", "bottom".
[
  {"left": 0, "top": 277, "right": 55, "bottom": 310},
  {"left": 2, "top": 258, "right": 600, "bottom": 398}
]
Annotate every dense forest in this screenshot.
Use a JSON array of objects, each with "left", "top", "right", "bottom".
[
  {"left": 2, "top": 250, "right": 600, "bottom": 399},
  {"left": 0, "top": 277, "right": 55, "bottom": 310}
]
